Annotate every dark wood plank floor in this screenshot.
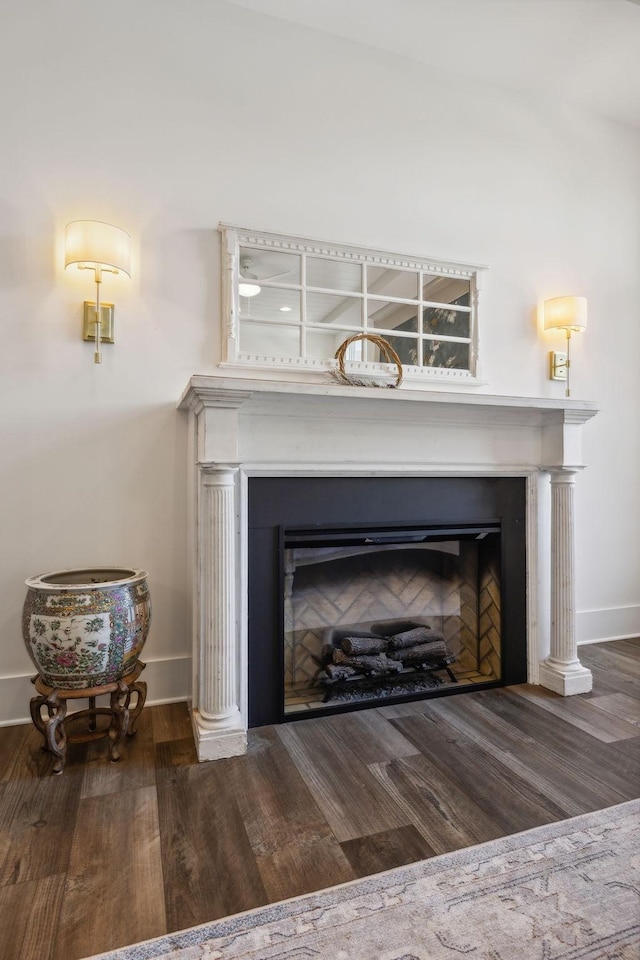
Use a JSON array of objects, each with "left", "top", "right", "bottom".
[{"left": 0, "top": 638, "right": 638, "bottom": 960}]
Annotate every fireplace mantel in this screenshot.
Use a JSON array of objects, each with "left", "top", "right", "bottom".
[
  {"left": 179, "top": 375, "right": 599, "bottom": 761},
  {"left": 181, "top": 375, "right": 598, "bottom": 423}
]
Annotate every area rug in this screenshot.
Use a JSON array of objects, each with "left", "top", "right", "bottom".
[{"left": 86, "top": 799, "right": 640, "bottom": 960}]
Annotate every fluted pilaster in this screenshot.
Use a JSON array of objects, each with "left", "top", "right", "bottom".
[
  {"left": 539, "top": 469, "right": 592, "bottom": 695},
  {"left": 194, "top": 465, "right": 246, "bottom": 759}
]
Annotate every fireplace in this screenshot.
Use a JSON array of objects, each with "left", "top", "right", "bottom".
[
  {"left": 284, "top": 526, "right": 501, "bottom": 714},
  {"left": 248, "top": 476, "right": 526, "bottom": 726},
  {"left": 179, "top": 376, "right": 598, "bottom": 761}
]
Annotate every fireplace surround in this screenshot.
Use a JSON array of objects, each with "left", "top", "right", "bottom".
[
  {"left": 249, "top": 476, "right": 526, "bottom": 726},
  {"left": 180, "top": 376, "right": 598, "bottom": 762}
]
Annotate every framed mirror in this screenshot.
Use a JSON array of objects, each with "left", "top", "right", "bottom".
[{"left": 220, "top": 224, "right": 486, "bottom": 384}]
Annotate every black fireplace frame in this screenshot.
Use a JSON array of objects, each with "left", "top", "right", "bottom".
[{"left": 248, "top": 476, "right": 527, "bottom": 727}]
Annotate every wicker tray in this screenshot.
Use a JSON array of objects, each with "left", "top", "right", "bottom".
[{"left": 330, "top": 333, "right": 403, "bottom": 388}]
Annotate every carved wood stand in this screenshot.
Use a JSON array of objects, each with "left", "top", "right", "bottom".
[{"left": 29, "top": 661, "right": 147, "bottom": 775}]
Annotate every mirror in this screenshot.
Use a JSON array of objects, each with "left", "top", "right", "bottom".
[{"left": 222, "top": 225, "right": 484, "bottom": 383}]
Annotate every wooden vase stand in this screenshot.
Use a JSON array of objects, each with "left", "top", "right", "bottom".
[{"left": 30, "top": 661, "right": 147, "bottom": 775}]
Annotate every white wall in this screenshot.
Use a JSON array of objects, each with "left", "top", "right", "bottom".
[{"left": 1, "top": 0, "right": 638, "bottom": 723}]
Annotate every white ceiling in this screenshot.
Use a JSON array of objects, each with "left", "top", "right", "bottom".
[{"left": 224, "top": 0, "right": 640, "bottom": 129}]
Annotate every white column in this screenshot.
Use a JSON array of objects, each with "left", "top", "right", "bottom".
[
  {"left": 538, "top": 469, "right": 592, "bottom": 695},
  {"left": 193, "top": 465, "right": 247, "bottom": 760}
]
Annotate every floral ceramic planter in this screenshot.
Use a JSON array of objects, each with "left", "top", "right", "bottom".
[{"left": 23, "top": 568, "right": 151, "bottom": 689}]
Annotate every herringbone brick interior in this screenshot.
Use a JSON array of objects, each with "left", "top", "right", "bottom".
[{"left": 284, "top": 543, "right": 501, "bottom": 690}]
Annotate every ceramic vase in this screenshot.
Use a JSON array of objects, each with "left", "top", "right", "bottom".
[{"left": 23, "top": 567, "right": 151, "bottom": 689}]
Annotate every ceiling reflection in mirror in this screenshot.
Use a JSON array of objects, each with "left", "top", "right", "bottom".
[
  {"left": 367, "top": 266, "right": 419, "bottom": 300},
  {"left": 239, "top": 286, "right": 301, "bottom": 323},
  {"left": 368, "top": 299, "right": 419, "bottom": 333},
  {"left": 307, "top": 257, "right": 362, "bottom": 293},
  {"left": 306, "top": 291, "right": 362, "bottom": 327},
  {"left": 422, "top": 274, "right": 470, "bottom": 305},
  {"left": 239, "top": 246, "right": 301, "bottom": 286}
]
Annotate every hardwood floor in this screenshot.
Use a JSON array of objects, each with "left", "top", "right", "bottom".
[{"left": 1, "top": 639, "right": 638, "bottom": 960}]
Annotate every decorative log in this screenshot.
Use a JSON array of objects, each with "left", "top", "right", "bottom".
[
  {"left": 387, "top": 626, "right": 434, "bottom": 650},
  {"left": 341, "top": 636, "right": 387, "bottom": 656},
  {"left": 325, "top": 663, "right": 357, "bottom": 681},
  {"left": 333, "top": 649, "right": 403, "bottom": 675},
  {"left": 388, "top": 640, "right": 448, "bottom": 665}
]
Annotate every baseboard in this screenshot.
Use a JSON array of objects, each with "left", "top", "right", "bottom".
[
  {"left": 0, "top": 656, "right": 191, "bottom": 727},
  {"left": 2, "top": 615, "right": 635, "bottom": 726},
  {"left": 577, "top": 605, "right": 640, "bottom": 646}
]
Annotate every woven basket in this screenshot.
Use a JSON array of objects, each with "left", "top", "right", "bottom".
[{"left": 331, "top": 334, "right": 403, "bottom": 388}]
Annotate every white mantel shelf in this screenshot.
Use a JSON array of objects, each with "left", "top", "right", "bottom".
[
  {"left": 179, "top": 374, "right": 599, "bottom": 762},
  {"left": 180, "top": 375, "right": 599, "bottom": 426}
]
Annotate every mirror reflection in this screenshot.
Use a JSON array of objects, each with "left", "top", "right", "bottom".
[
  {"left": 239, "top": 247, "right": 301, "bottom": 287},
  {"left": 239, "top": 287, "right": 301, "bottom": 323},
  {"left": 240, "top": 321, "right": 300, "bottom": 358},
  {"left": 423, "top": 306, "right": 470, "bottom": 339},
  {"left": 306, "top": 292, "right": 362, "bottom": 327},
  {"left": 368, "top": 266, "right": 419, "bottom": 299},
  {"left": 422, "top": 274, "right": 470, "bottom": 305},
  {"left": 306, "top": 328, "right": 352, "bottom": 360},
  {"left": 230, "top": 229, "right": 479, "bottom": 376},
  {"left": 423, "top": 339, "right": 470, "bottom": 369},
  {"left": 368, "top": 300, "right": 419, "bottom": 333},
  {"left": 307, "top": 257, "right": 361, "bottom": 293}
]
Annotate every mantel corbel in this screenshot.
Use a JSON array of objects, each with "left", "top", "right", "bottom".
[
  {"left": 541, "top": 413, "right": 593, "bottom": 470},
  {"left": 180, "top": 380, "right": 255, "bottom": 463},
  {"left": 179, "top": 380, "right": 255, "bottom": 414}
]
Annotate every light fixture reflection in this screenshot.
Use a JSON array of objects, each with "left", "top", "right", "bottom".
[{"left": 239, "top": 258, "right": 261, "bottom": 298}]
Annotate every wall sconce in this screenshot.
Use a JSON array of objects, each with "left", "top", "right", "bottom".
[
  {"left": 65, "top": 220, "right": 132, "bottom": 364},
  {"left": 543, "top": 296, "right": 587, "bottom": 398}
]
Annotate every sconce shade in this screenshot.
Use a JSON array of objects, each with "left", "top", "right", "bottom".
[
  {"left": 543, "top": 296, "right": 587, "bottom": 333},
  {"left": 65, "top": 220, "right": 132, "bottom": 276}
]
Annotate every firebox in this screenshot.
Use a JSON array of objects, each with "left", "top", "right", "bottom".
[
  {"left": 284, "top": 522, "right": 501, "bottom": 715},
  {"left": 248, "top": 477, "right": 527, "bottom": 727}
]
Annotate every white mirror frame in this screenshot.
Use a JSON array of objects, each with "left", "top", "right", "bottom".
[{"left": 220, "top": 223, "right": 486, "bottom": 385}]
